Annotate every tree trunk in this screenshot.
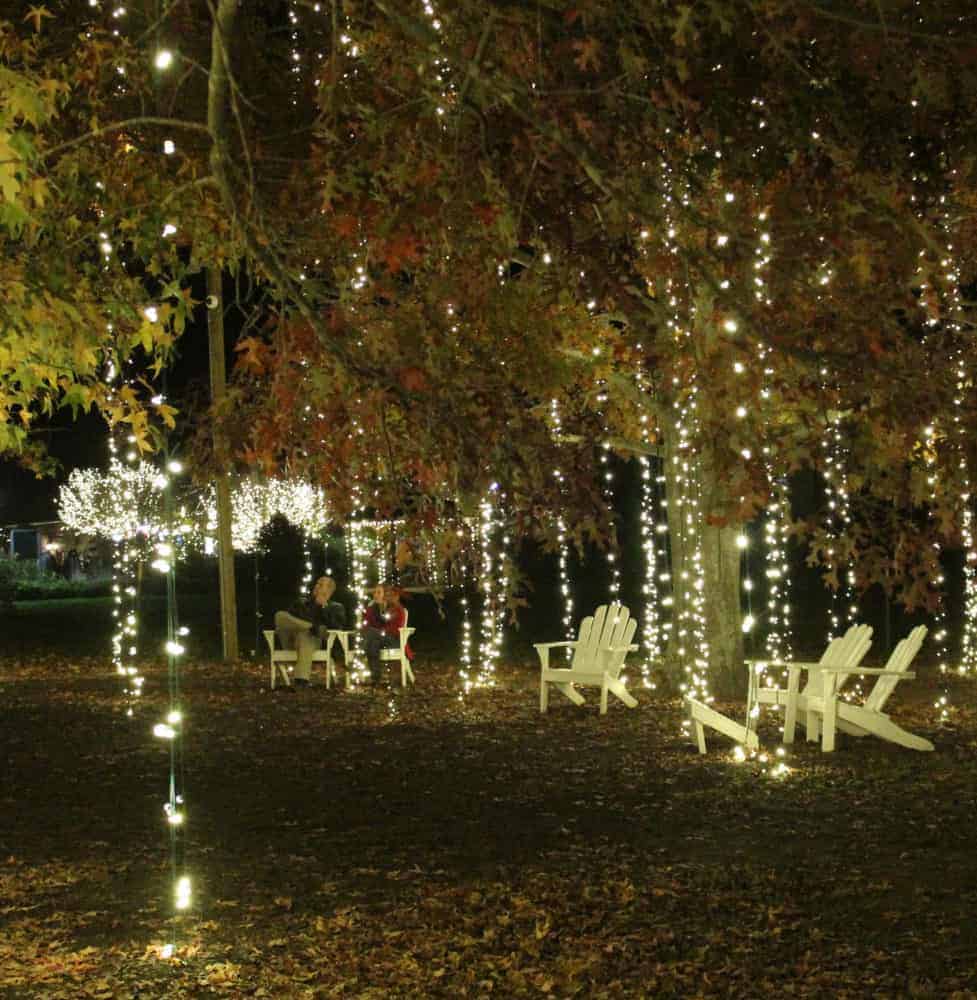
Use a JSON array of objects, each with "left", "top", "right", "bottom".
[
  {"left": 207, "top": 266, "right": 239, "bottom": 661},
  {"left": 699, "top": 443, "right": 746, "bottom": 700},
  {"left": 661, "top": 434, "right": 745, "bottom": 700}
]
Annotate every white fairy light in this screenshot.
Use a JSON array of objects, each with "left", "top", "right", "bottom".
[
  {"left": 599, "top": 440, "right": 621, "bottom": 601},
  {"left": 174, "top": 875, "right": 191, "bottom": 910},
  {"left": 638, "top": 452, "right": 662, "bottom": 687},
  {"left": 473, "top": 489, "right": 504, "bottom": 690},
  {"left": 549, "top": 401, "right": 576, "bottom": 649}
]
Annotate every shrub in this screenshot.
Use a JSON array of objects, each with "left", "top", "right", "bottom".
[{"left": 0, "top": 556, "right": 112, "bottom": 603}]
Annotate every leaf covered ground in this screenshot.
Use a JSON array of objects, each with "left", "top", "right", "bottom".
[{"left": 1, "top": 650, "right": 976, "bottom": 998}]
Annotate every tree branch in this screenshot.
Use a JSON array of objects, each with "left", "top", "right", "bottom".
[{"left": 40, "top": 118, "right": 211, "bottom": 162}]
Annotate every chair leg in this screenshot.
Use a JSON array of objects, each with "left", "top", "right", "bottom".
[
  {"left": 270, "top": 660, "right": 275, "bottom": 690},
  {"left": 783, "top": 667, "right": 800, "bottom": 744},
  {"left": 822, "top": 684, "right": 838, "bottom": 753},
  {"left": 600, "top": 676, "right": 609, "bottom": 715},
  {"left": 540, "top": 676, "right": 549, "bottom": 713},
  {"left": 693, "top": 717, "right": 707, "bottom": 754},
  {"left": 807, "top": 709, "right": 820, "bottom": 742}
]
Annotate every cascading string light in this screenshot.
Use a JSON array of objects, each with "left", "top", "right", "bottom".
[
  {"left": 458, "top": 521, "right": 474, "bottom": 697},
  {"left": 633, "top": 356, "right": 663, "bottom": 687},
  {"left": 907, "top": 78, "right": 952, "bottom": 722},
  {"left": 555, "top": 514, "right": 574, "bottom": 646},
  {"left": 343, "top": 516, "right": 406, "bottom": 685},
  {"left": 347, "top": 515, "right": 371, "bottom": 684},
  {"left": 637, "top": 451, "right": 661, "bottom": 689},
  {"left": 924, "top": 422, "right": 950, "bottom": 722},
  {"left": 472, "top": 486, "right": 504, "bottom": 691},
  {"left": 737, "top": 531, "right": 755, "bottom": 644},
  {"left": 598, "top": 440, "right": 621, "bottom": 602},
  {"left": 823, "top": 412, "right": 857, "bottom": 635},
  {"left": 151, "top": 456, "right": 191, "bottom": 935},
  {"left": 762, "top": 481, "right": 791, "bottom": 668},
  {"left": 745, "top": 181, "right": 792, "bottom": 679},
  {"left": 300, "top": 531, "right": 313, "bottom": 600},
  {"left": 822, "top": 410, "right": 864, "bottom": 703},
  {"left": 655, "top": 154, "right": 710, "bottom": 734},
  {"left": 671, "top": 391, "right": 711, "bottom": 712},
  {"left": 938, "top": 209, "right": 977, "bottom": 680},
  {"left": 549, "top": 398, "right": 575, "bottom": 644}
]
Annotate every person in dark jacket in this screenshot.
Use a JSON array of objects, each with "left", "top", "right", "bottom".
[{"left": 274, "top": 576, "right": 347, "bottom": 687}]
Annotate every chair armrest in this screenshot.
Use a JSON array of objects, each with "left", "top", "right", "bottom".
[
  {"left": 605, "top": 644, "right": 639, "bottom": 653},
  {"left": 535, "top": 641, "right": 578, "bottom": 671},
  {"left": 747, "top": 660, "right": 835, "bottom": 671},
  {"left": 816, "top": 667, "right": 914, "bottom": 677},
  {"left": 398, "top": 627, "right": 415, "bottom": 641}
]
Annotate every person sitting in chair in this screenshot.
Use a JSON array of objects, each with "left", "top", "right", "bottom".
[
  {"left": 274, "top": 575, "right": 347, "bottom": 688},
  {"left": 361, "top": 584, "right": 413, "bottom": 684}
]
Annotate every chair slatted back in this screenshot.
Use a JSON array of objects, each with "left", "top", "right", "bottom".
[
  {"left": 604, "top": 616, "right": 638, "bottom": 680},
  {"left": 570, "top": 604, "right": 632, "bottom": 671},
  {"left": 864, "top": 625, "right": 927, "bottom": 713},
  {"left": 800, "top": 624, "right": 872, "bottom": 695},
  {"left": 573, "top": 604, "right": 612, "bottom": 668},
  {"left": 569, "top": 615, "right": 596, "bottom": 667},
  {"left": 825, "top": 624, "right": 874, "bottom": 694}
]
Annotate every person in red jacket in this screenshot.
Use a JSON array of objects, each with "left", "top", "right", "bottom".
[{"left": 361, "top": 584, "right": 413, "bottom": 684}]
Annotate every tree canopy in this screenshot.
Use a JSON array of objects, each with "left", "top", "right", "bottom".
[{"left": 6, "top": 1, "right": 977, "bottom": 614}]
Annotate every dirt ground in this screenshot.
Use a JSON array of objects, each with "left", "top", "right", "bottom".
[{"left": 1, "top": 650, "right": 976, "bottom": 998}]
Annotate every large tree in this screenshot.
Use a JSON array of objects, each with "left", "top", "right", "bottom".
[
  {"left": 9, "top": 2, "right": 977, "bottom": 693},
  {"left": 208, "top": 1, "right": 977, "bottom": 690}
]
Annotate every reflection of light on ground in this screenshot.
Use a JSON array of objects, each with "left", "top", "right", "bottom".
[{"left": 729, "top": 745, "right": 793, "bottom": 778}]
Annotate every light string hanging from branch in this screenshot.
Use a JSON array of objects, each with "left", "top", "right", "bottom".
[
  {"left": 149, "top": 456, "right": 192, "bottom": 937},
  {"left": 823, "top": 414, "right": 857, "bottom": 637},
  {"left": 472, "top": 486, "right": 505, "bottom": 691},
  {"left": 634, "top": 360, "right": 663, "bottom": 688},
  {"left": 939, "top": 210, "right": 977, "bottom": 681},
  {"left": 821, "top": 414, "right": 866, "bottom": 704},
  {"left": 907, "top": 81, "right": 952, "bottom": 722},
  {"left": 458, "top": 520, "right": 475, "bottom": 697},
  {"left": 549, "top": 398, "right": 575, "bottom": 643}
]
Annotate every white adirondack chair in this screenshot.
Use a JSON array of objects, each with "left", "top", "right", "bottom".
[
  {"left": 378, "top": 608, "right": 416, "bottom": 687},
  {"left": 536, "top": 603, "right": 638, "bottom": 715},
  {"left": 686, "top": 694, "right": 760, "bottom": 755},
  {"left": 689, "top": 624, "right": 874, "bottom": 755},
  {"left": 263, "top": 628, "right": 353, "bottom": 689},
  {"left": 791, "top": 625, "right": 931, "bottom": 752},
  {"left": 752, "top": 623, "right": 874, "bottom": 741}
]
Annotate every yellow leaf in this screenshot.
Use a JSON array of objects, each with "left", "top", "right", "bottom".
[
  {"left": 23, "top": 6, "right": 54, "bottom": 32},
  {"left": 157, "top": 403, "right": 177, "bottom": 429},
  {"left": 29, "top": 178, "right": 47, "bottom": 208}
]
